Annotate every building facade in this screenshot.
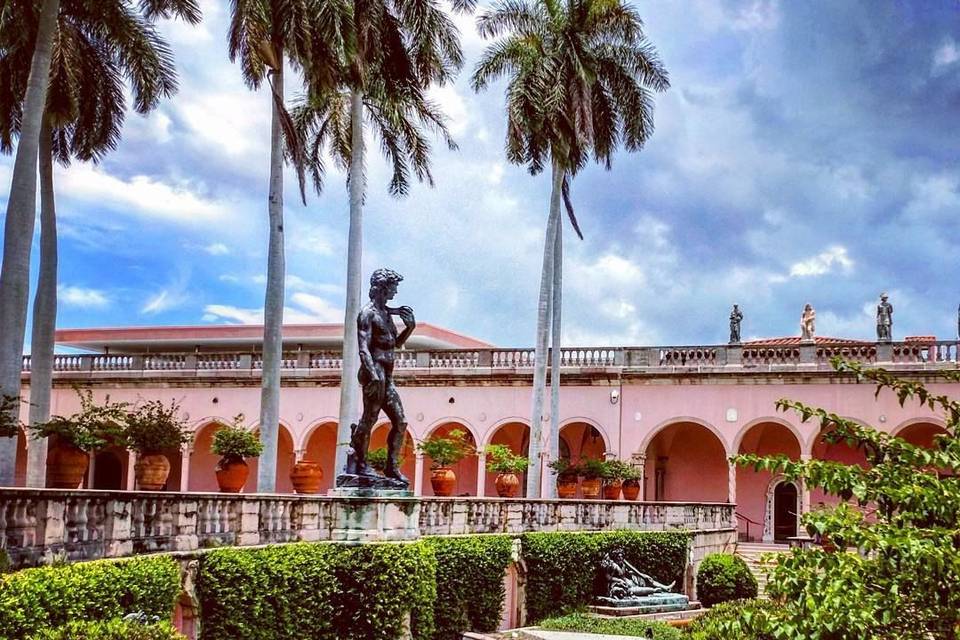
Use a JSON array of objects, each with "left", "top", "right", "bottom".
[{"left": 13, "top": 325, "right": 959, "bottom": 543}]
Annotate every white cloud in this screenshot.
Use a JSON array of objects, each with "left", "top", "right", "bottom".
[
  {"left": 788, "top": 245, "right": 854, "bottom": 278},
  {"left": 903, "top": 173, "right": 960, "bottom": 220},
  {"left": 289, "top": 226, "right": 337, "bottom": 256},
  {"left": 934, "top": 39, "right": 960, "bottom": 70},
  {"left": 142, "top": 289, "right": 186, "bottom": 314},
  {"left": 204, "top": 243, "right": 230, "bottom": 256},
  {"left": 203, "top": 294, "right": 343, "bottom": 325},
  {"left": 287, "top": 293, "right": 343, "bottom": 323},
  {"left": 59, "top": 286, "right": 109, "bottom": 308},
  {"left": 58, "top": 164, "right": 229, "bottom": 224},
  {"left": 428, "top": 85, "right": 469, "bottom": 137},
  {"left": 176, "top": 91, "right": 269, "bottom": 159}
]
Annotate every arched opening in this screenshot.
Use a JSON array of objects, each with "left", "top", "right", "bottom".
[
  {"left": 485, "top": 422, "right": 529, "bottom": 497},
  {"left": 558, "top": 422, "right": 606, "bottom": 461},
  {"left": 370, "top": 423, "right": 416, "bottom": 486},
  {"left": 419, "top": 422, "right": 478, "bottom": 497},
  {"left": 189, "top": 422, "right": 224, "bottom": 492},
  {"left": 810, "top": 423, "right": 870, "bottom": 509},
  {"left": 773, "top": 480, "right": 799, "bottom": 542},
  {"left": 736, "top": 421, "right": 802, "bottom": 542},
  {"left": 93, "top": 447, "right": 126, "bottom": 490},
  {"left": 248, "top": 425, "right": 296, "bottom": 493},
  {"left": 896, "top": 422, "right": 949, "bottom": 449},
  {"left": 644, "top": 421, "right": 727, "bottom": 503},
  {"left": 303, "top": 422, "right": 338, "bottom": 493},
  {"left": 14, "top": 429, "right": 27, "bottom": 486}
]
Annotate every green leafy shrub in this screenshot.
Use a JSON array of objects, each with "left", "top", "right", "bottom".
[
  {"left": 210, "top": 416, "right": 263, "bottom": 460},
  {"left": 578, "top": 458, "right": 607, "bottom": 479},
  {"left": 695, "top": 553, "right": 757, "bottom": 607},
  {"left": 417, "top": 429, "right": 474, "bottom": 469},
  {"left": 538, "top": 612, "right": 682, "bottom": 639},
  {"left": 31, "top": 389, "right": 127, "bottom": 451},
  {"left": 483, "top": 445, "right": 528, "bottom": 474},
  {"left": 123, "top": 399, "right": 191, "bottom": 454},
  {"left": 684, "top": 598, "right": 775, "bottom": 640},
  {"left": 425, "top": 536, "right": 513, "bottom": 640},
  {"left": 521, "top": 531, "right": 690, "bottom": 622},
  {"left": 0, "top": 556, "right": 180, "bottom": 638},
  {"left": 197, "top": 541, "right": 436, "bottom": 640},
  {"left": 367, "top": 446, "right": 407, "bottom": 473},
  {"left": 547, "top": 458, "right": 579, "bottom": 479},
  {"left": 29, "top": 619, "right": 185, "bottom": 640}
]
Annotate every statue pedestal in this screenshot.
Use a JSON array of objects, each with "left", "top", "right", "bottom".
[
  {"left": 590, "top": 593, "right": 695, "bottom": 616},
  {"left": 328, "top": 490, "right": 419, "bottom": 543}
]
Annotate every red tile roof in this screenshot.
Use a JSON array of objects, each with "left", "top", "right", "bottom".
[{"left": 743, "top": 336, "right": 874, "bottom": 346}]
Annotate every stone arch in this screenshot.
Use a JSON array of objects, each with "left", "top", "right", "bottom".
[
  {"left": 763, "top": 474, "right": 800, "bottom": 542},
  {"left": 484, "top": 420, "right": 530, "bottom": 497},
  {"left": 189, "top": 420, "right": 230, "bottom": 492},
  {"left": 735, "top": 420, "right": 803, "bottom": 542},
  {"left": 640, "top": 416, "right": 732, "bottom": 457},
  {"left": 559, "top": 417, "right": 611, "bottom": 454},
  {"left": 892, "top": 417, "right": 949, "bottom": 447},
  {"left": 297, "top": 416, "right": 340, "bottom": 451},
  {"left": 804, "top": 415, "right": 870, "bottom": 454},
  {"left": 424, "top": 417, "right": 481, "bottom": 447},
  {"left": 809, "top": 417, "right": 870, "bottom": 509},
  {"left": 557, "top": 420, "right": 608, "bottom": 462},
  {"left": 643, "top": 419, "right": 728, "bottom": 503},
  {"left": 482, "top": 417, "right": 531, "bottom": 448},
  {"left": 92, "top": 448, "right": 126, "bottom": 490},
  {"left": 420, "top": 420, "right": 479, "bottom": 497},
  {"left": 732, "top": 417, "right": 806, "bottom": 457},
  {"left": 301, "top": 420, "right": 338, "bottom": 494},
  {"left": 248, "top": 421, "right": 297, "bottom": 493}
]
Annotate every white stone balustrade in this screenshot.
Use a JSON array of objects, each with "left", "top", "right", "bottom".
[{"left": 0, "top": 489, "right": 734, "bottom": 569}]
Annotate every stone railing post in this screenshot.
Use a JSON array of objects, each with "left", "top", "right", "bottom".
[
  {"left": 477, "top": 350, "right": 492, "bottom": 367},
  {"left": 726, "top": 345, "right": 742, "bottom": 366},
  {"left": 173, "top": 498, "right": 199, "bottom": 551},
  {"left": 103, "top": 496, "right": 133, "bottom": 558},
  {"left": 414, "top": 453, "right": 425, "bottom": 496},
  {"left": 294, "top": 500, "right": 322, "bottom": 541},
  {"left": 239, "top": 354, "right": 253, "bottom": 369},
  {"left": 79, "top": 355, "right": 94, "bottom": 372},
  {"left": 184, "top": 354, "right": 198, "bottom": 370},
  {"left": 476, "top": 452, "right": 487, "bottom": 497},
  {"left": 235, "top": 499, "right": 261, "bottom": 546},
  {"left": 415, "top": 351, "right": 431, "bottom": 368},
  {"left": 799, "top": 343, "right": 816, "bottom": 365},
  {"left": 297, "top": 351, "right": 310, "bottom": 368},
  {"left": 876, "top": 342, "right": 893, "bottom": 364}
]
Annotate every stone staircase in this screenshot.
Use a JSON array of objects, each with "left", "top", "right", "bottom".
[{"left": 736, "top": 542, "right": 789, "bottom": 597}]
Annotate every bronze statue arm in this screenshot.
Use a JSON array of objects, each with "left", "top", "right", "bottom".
[
  {"left": 395, "top": 306, "right": 416, "bottom": 348},
  {"left": 357, "top": 311, "right": 379, "bottom": 380}
]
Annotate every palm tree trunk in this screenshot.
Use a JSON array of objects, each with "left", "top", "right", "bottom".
[
  {"left": 335, "top": 88, "right": 366, "bottom": 476},
  {"left": 526, "top": 160, "right": 563, "bottom": 498},
  {"left": 25, "top": 121, "right": 57, "bottom": 487},
  {"left": 0, "top": 0, "right": 60, "bottom": 486},
  {"left": 546, "top": 210, "right": 562, "bottom": 498},
  {"left": 257, "top": 66, "right": 285, "bottom": 493}
]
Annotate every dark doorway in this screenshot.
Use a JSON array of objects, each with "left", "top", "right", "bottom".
[
  {"left": 93, "top": 450, "right": 124, "bottom": 490},
  {"left": 773, "top": 482, "right": 798, "bottom": 541}
]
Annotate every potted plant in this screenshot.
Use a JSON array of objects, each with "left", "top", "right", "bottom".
[
  {"left": 290, "top": 457, "right": 324, "bottom": 494},
  {"left": 31, "top": 390, "right": 127, "bottom": 488},
  {"left": 123, "top": 399, "right": 190, "bottom": 490},
  {"left": 602, "top": 459, "right": 632, "bottom": 500},
  {"left": 417, "top": 428, "right": 474, "bottom": 497},
  {"left": 548, "top": 458, "right": 580, "bottom": 499},
  {"left": 621, "top": 464, "right": 643, "bottom": 501},
  {"left": 210, "top": 415, "right": 263, "bottom": 493},
  {"left": 367, "top": 446, "right": 408, "bottom": 475},
  {"left": 484, "top": 444, "right": 528, "bottom": 498},
  {"left": 579, "top": 458, "right": 607, "bottom": 499}
]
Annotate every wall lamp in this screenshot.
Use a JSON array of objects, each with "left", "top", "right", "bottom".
[{"left": 610, "top": 389, "right": 620, "bottom": 405}]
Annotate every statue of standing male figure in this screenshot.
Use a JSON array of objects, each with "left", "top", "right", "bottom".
[
  {"left": 729, "top": 304, "right": 743, "bottom": 344},
  {"left": 338, "top": 268, "right": 415, "bottom": 489},
  {"left": 876, "top": 293, "right": 893, "bottom": 342}
]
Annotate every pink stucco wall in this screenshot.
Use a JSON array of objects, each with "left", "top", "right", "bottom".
[{"left": 16, "top": 373, "right": 955, "bottom": 533}]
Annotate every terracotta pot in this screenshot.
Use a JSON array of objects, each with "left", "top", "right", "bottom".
[
  {"left": 581, "top": 477, "right": 602, "bottom": 499},
  {"left": 48, "top": 445, "right": 90, "bottom": 489},
  {"left": 430, "top": 467, "right": 457, "bottom": 497},
  {"left": 495, "top": 472, "right": 520, "bottom": 498},
  {"left": 557, "top": 476, "right": 578, "bottom": 499},
  {"left": 622, "top": 479, "right": 641, "bottom": 501},
  {"left": 135, "top": 453, "right": 171, "bottom": 490},
  {"left": 215, "top": 456, "right": 249, "bottom": 493},
  {"left": 603, "top": 480, "right": 623, "bottom": 500},
  {"left": 290, "top": 460, "right": 324, "bottom": 494}
]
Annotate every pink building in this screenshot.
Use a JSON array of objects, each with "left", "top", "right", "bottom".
[{"left": 13, "top": 324, "right": 958, "bottom": 543}]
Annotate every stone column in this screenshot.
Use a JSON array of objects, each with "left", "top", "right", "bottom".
[
  {"left": 800, "top": 453, "right": 812, "bottom": 514},
  {"left": 413, "top": 453, "right": 425, "bottom": 497},
  {"left": 125, "top": 451, "right": 137, "bottom": 490},
  {"left": 180, "top": 447, "right": 191, "bottom": 492},
  {"left": 727, "top": 459, "right": 737, "bottom": 506},
  {"left": 476, "top": 451, "right": 487, "bottom": 497},
  {"left": 86, "top": 452, "right": 97, "bottom": 489}
]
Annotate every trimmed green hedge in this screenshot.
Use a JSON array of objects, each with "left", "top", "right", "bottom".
[
  {"left": 425, "top": 536, "right": 513, "bottom": 640},
  {"left": 0, "top": 556, "right": 180, "bottom": 638},
  {"left": 695, "top": 553, "right": 757, "bottom": 608},
  {"left": 29, "top": 619, "right": 185, "bottom": 640},
  {"left": 196, "top": 542, "right": 437, "bottom": 640},
  {"left": 538, "top": 612, "right": 682, "bottom": 639},
  {"left": 521, "top": 531, "right": 691, "bottom": 623}
]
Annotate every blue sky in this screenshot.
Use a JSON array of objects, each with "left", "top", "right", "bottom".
[{"left": 4, "top": 0, "right": 960, "bottom": 349}]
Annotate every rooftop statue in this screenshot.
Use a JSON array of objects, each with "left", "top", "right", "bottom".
[
  {"left": 338, "top": 268, "right": 415, "bottom": 490},
  {"left": 800, "top": 303, "right": 816, "bottom": 342},
  {"left": 729, "top": 304, "right": 743, "bottom": 344},
  {"left": 876, "top": 293, "right": 893, "bottom": 342}
]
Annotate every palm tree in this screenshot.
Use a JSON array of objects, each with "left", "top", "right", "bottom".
[
  {"left": 0, "top": 0, "right": 199, "bottom": 486},
  {"left": 322, "top": 0, "right": 469, "bottom": 476},
  {"left": 230, "top": 0, "right": 338, "bottom": 492},
  {"left": 472, "top": 0, "right": 669, "bottom": 497}
]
